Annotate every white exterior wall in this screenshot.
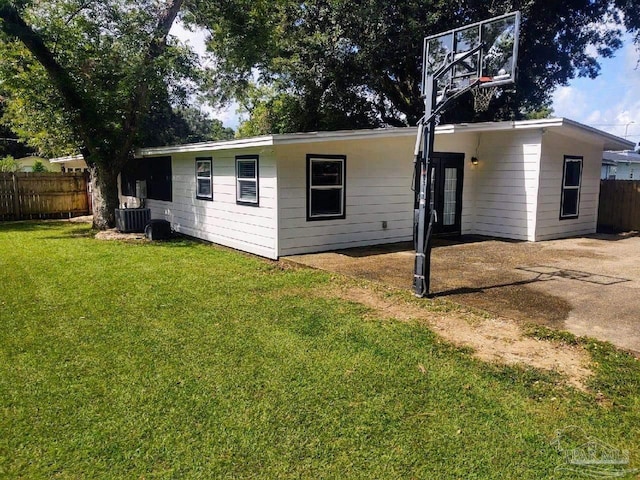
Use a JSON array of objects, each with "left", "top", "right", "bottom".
[
  {"left": 535, "top": 131, "right": 602, "bottom": 240},
  {"left": 461, "top": 130, "right": 543, "bottom": 241},
  {"left": 144, "top": 150, "right": 279, "bottom": 259},
  {"left": 276, "top": 136, "right": 415, "bottom": 256}
]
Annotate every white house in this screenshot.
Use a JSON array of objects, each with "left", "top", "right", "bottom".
[
  {"left": 120, "top": 118, "right": 632, "bottom": 259},
  {"left": 601, "top": 150, "right": 640, "bottom": 180},
  {"left": 48, "top": 154, "right": 89, "bottom": 173}
]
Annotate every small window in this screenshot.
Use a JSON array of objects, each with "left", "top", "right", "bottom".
[
  {"left": 236, "top": 155, "right": 259, "bottom": 205},
  {"left": 560, "top": 156, "right": 582, "bottom": 219},
  {"left": 196, "top": 157, "right": 213, "bottom": 201},
  {"left": 307, "top": 155, "right": 346, "bottom": 220}
]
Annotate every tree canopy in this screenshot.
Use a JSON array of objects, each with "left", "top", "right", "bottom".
[
  {"left": 0, "top": 0, "right": 194, "bottom": 227},
  {"left": 191, "top": 0, "right": 639, "bottom": 134}
]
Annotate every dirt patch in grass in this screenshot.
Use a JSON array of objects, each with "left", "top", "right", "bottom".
[
  {"left": 95, "top": 229, "right": 147, "bottom": 241},
  {"left": 323, "top": 281, "right": 592, "bottom": 391}
]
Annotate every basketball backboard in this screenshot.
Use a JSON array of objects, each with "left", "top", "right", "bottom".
[{"left": 423, "top": 11, "right": 520, "bottom": 100}]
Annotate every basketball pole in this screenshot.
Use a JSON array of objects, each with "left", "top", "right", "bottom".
[{"left": 413, "top": 45, "right": 483, "bottom": 298}]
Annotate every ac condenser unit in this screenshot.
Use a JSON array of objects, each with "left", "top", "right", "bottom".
[{"left": 115, "top": 208, "right": 150, "bottom": 233}]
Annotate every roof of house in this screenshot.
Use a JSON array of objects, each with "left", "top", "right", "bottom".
[
  {"left": 136, "top": 117, "right": 634, "bottom": 157},
  {"left": 48, "top": 154, "right": 85, "bottom": 164},
  {"left": 602, "top": 150, "right": 640, "bottom": 164}
]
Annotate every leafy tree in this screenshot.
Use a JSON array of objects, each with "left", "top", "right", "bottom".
[
  {"left": 174, "top": 107, "right": 235, "bottom": 142},
  {"left": 193, "top": 0, "right": 637, "bottom": 130},
  {"left": 0, "top": 0, "right": 189, "bottom": 228},
  {"left": 525, "top": 107, "right": 555, "bottom": 120},
  {"left": 0, "top": 100, "right": 33, "bottom": 158}
]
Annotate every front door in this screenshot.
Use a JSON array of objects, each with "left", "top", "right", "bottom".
[{"left": 429, "top": 152, "right": 464, "bottom": 235}]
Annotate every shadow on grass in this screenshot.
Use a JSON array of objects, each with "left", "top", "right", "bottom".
[{"left": 0, "top": 220, "right": 76, "bottom": 232}]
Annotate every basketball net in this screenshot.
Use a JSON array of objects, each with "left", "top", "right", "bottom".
[{"left": 472, "top": 77, "right": 498, "bottom": 112}]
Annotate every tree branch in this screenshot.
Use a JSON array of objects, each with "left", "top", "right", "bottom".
[
  {"left": 117, "top": 0, "right": 184, "bottom": 159},
  {"left": 0, "top": 3, "right": 100, "bottom": 156}
]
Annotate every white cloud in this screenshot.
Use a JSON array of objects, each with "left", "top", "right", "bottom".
[
  {"left": 552, "top": 86, "right": 588, "bottom": 119},
  {"left": 169, "top": 21, "right": 208, "bottom": 57}
]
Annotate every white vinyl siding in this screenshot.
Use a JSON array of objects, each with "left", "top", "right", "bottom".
[
  {"left": 277, "top": 136, "right": 414, "bottom": 256},
  {"left": 535, "top": 131, "right": 601, "bottom": 240},
  {"left": 144, "top": 151, "right": 278, "bottom": 259},
  {"left": 467, "top": 130, "right": 542, "bottom": 241}
]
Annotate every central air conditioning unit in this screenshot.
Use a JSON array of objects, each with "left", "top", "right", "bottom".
[{"left": 115, "top": 207, "right": 150, "bottom": 233}]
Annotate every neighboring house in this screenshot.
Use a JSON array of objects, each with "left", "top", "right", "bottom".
[
  {"left": 15, "top": 156, "right": 61, "bottom": 172},
  {"left": 48, "top": 154, "right": 88, "bottom": 173},
  {"left": 115, "top": 118, "right": 632, "bottom": 259},
  {"left": 601, "top": 150, "right": 640, "bottom": 180}
]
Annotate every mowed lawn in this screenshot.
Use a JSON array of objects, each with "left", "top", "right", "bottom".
[{"left": 1, "top": 222, "right": 639, "bottom": 479}]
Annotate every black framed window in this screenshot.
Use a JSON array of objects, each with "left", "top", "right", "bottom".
[
  {"left": 236, "top": 155, "right": 259, "bottom": 205},
  {"left": 560, "top": 155, "right": 582, "bottom": 219},
  {"left": 196, "top": 157, "right": 213, "bottom": 201},
  {"left": 120, "top": 156, "right": 171, "bottom": 201},
  {"left": 306, "top": 154, "right": 346, "bottom": 220}
]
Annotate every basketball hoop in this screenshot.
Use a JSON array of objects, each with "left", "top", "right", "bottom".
[{"left": 472, "top": 77, "right": 498, "bottom": 112}]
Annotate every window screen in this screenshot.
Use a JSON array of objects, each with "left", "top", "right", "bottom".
[{"left": 236, "top": 156, "right": 259, "bottom": 205}]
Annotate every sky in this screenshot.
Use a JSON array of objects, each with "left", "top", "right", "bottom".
[
  {"left": 552, "top": 34, "right": 640, "bottom": 146},
  {"left": 171, "top": 23, "right": 640, "bottom": 147}
]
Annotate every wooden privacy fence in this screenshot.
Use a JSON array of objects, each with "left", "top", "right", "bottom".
[
  {"left": 0, "top": 172, "right": 91, "bottom": 221},
  {"left": 598, "top": 180, "right": 640, "bottom": 232}
]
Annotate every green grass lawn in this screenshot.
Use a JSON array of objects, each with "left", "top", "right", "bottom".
[{"left": 1, "top": 222, "right": 639, "bottom": 479}]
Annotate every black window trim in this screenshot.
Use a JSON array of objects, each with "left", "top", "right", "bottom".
[
  {"left": 196, "top": 157, "right": 213, "bottom": 201},
  {"left": 306, "top": 154, "right": 347, "bottom": 221},
  {"left": 559, "top": 155, "right": 583, "bottom": 220},
  {"left": 235, "top": 154, "right": 260, "bottom": 206}
]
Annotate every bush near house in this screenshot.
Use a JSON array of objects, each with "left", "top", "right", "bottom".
[{"left": 0, "top": 154, "right": 20, "bottom": 172}]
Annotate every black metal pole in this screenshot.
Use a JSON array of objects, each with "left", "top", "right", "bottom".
[
  {"left": 412, "top": 76, "right": 437, "bottom": 297},
  {"left": 412, "top": 45, "right": 484, "bottom": 297}
]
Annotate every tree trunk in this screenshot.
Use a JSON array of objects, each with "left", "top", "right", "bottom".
[{"left": 90, "top": 163, "right": 120, "bottom": 229}]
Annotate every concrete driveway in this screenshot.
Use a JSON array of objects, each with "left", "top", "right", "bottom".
[{"left": 286, "top": 234, "right": 640, "bottom": 353}]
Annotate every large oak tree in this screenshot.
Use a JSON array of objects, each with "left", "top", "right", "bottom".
[
  {"left": 191, "top": 0, "right": 638, "bottom": 133},
  {"left": 0, "top": 0, "right": 188, "bottom": 228}
]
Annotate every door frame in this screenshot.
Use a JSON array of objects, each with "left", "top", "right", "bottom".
[{"left": 430, "top": 152, "right": 465, "bottom": 236}]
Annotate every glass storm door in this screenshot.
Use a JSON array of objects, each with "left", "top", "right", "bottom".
[{"left": 430, "top": 153, "right": 464, "bottom": 235}]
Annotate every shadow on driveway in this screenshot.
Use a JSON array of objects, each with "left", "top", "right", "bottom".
[{"left": 286, "top": 234, "right": 640, "bottom": 353}]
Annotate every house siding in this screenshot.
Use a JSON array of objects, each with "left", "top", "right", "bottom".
[
  {"left": 143, "top": 150, "right": 279, "bottom": 259},
  {"left": 119, "top": 120, "right": 624, "bottom": 260},
  {"left": 276, "top": 136, "right": 415, "bottom": 256},
  {"left": 468, "top": 130, "right": 542, "bottom": 241},
  {"left": 535, "top": 131, "right": 602, "bottom": 240}
]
